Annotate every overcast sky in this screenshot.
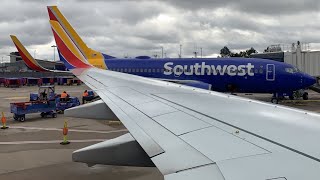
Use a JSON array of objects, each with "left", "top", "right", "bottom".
[{"left": 1, "top": 0, "right": 320, "bottom": 62}]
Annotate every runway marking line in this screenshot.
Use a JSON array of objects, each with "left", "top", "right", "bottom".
[
  {"left": 0, "top": 139, "right": 106, "bottom": 145},
  {"left": 10, "top": 126, "right": 128, "bottom": 134},
  {"left": 4, "top": 97, "right": 28, "bottom": 100}
]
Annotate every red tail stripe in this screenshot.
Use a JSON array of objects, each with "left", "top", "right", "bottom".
[
  {"left": 15, "top": 45, "right": 45, "bottom": 72},
  {"left": 47, "top": 7, "right": 58, "bottom": 22},
  {"left": 52, "top": 28, "right": 90, "bottom": 68}
]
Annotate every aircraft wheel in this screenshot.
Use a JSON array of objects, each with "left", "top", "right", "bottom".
[
  {"left": 303, "top": 92, "right": 309, "bottom": 100},
  {"left": 52, "top": 113, "right": 57, "bottom": 118},
  {"left": 19, "top": 116, "right": 25, "bottom": 122},
  {"left": 271, "top": 98, "right": 279, "bottom": 104}
]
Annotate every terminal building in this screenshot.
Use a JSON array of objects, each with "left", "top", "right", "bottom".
[
  {"left": 251, "top": 42, "right": 320, "bottom": 77},
  {"left": 0, "top": 52, "right": 68, "bottom": 78},
  {"left": 3, "top": 52, "right": 66, "bottom": 72}
]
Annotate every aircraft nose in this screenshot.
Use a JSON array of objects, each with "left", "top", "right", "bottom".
[{"left": 303, "top": 74, "right": 316, "bottom": 87}]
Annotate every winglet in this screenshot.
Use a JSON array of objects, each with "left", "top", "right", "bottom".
[
  {"left": 10, "top": 35, "right": 48, "bottom": 72},
  {"left": 50, "top": 20, "right": 91, "bottom": 69}
]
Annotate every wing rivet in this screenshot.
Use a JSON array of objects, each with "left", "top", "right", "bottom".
[{"left": 235, "top": 130, "right": 240, "bottom": 134}]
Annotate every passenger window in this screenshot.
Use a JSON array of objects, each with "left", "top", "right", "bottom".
[
  {"left": 140, "top": 68, "right": 143, "bottom": 72},
  {"left": 148, "top": 69, "right": 151, "bottom": 73},
  {"left": 120, "top": 68, "right": 123, "bottom": 72},
  {"left": 152, "top": 69, "right": 155, "bottom": 73},
  {"left": 259, "top": 69, "right": 263, "bottom": 74},
  {"left": 132, "top": 69, "right": 135, "bottom": 73},
  {"left": 144, "top": 69, "right": 148, "bottom": 73},
  {"left": 254, "top": 69, "right": 258, "bottom": 73},
  {"left": 128, "top": 69, "right": 131, "bottom": 73},
  {"left": 124, "top": 68, "right": 127, "bottom": 72}
]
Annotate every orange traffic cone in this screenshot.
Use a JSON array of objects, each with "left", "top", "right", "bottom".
[
  {"left": 60, "top": 121, "right": 70, "bottom": 145},
  {"left": 1, "top": 112, "right": 8, "bottom": 129}
]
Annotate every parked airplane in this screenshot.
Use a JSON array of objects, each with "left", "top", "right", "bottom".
[
  {"left": 10, "top": 35, "right": 67, "bottom": 73},
  {"left": 50, "top": 18, "right": 320, "bottom": 180},
  {"left": 46, "top": 6, "right": 316, "bottom": 103}
]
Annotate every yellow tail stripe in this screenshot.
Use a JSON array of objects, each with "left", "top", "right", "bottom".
[
  {"left": 50, "top": 20, "right": 87, "bottom": 63},
  {"left": 10, "top": 36, "right": 40, "bottom": 66},
  {"left": 50, "top": 6, "right": 90, "bottom": 58}
]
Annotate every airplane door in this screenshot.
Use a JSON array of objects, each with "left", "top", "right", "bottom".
[{"left": 266, "top": 64, "right": 275, "bottom": 81}]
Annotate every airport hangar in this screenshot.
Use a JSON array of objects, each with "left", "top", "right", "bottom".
[{"left": 251, "top": 41, "right": 320, "bottom": 78}]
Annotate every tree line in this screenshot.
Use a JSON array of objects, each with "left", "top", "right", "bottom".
[{"left": 220, "top": 46, "right": 257, "bottom": 57}]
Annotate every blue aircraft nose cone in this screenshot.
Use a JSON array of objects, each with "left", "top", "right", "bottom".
[{"left": 304, "top": 75, "right": 316, "bottom": 87}]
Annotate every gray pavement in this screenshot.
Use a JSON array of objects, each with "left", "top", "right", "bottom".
[{"left": 0, "top": 85, "right": 162, "bottom": 180}]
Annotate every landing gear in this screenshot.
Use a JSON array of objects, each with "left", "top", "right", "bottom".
[
  {"left": 271, "top": 98, "right": 279, "bottom": 104},
  {"left": 302, "top": 92, "right": 309, "bottom": 100},
  {"left": 289, "top": 95, "right": 294, "bottom": 100},
  {"left": 291, "top": 90, "right": 308, "bottom": 100},
  {"left": 271, "top": 93, "right": 281, "bottom": 104}
]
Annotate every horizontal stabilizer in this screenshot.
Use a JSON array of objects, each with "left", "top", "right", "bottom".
[
  {"left": 64, "top": 100, "right": 118, "bottom": 120},
  {"left": 72, "top": 133, "right": 155, "bottom": 167}
]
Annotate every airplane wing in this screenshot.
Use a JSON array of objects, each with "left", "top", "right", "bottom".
[
  {"left": 50, "top": 20, "right": 320, "bottom": 179},
  {"left": 10, "top": 35, "right": 69, "bottom": 73},
  {"left": 153, "top": 79, "right": 212, "bottom": 90},
  {"left": 72, "top": 67, "right": 320, "bottom": 179}
]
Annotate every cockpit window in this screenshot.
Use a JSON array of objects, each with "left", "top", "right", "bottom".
[
  {"left": 285, "top": 67, "right": 300, "bottom": 73},
  {"left": 293, "top": 67, "right": 300, "bottom": 72}
]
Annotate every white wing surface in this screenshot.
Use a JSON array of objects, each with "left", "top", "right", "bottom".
[{"left": 72, "top": 67, "right": 320, "bottom": 180}]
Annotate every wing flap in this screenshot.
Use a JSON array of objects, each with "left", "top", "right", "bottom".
[
  {"left": 180, "top": 126, "right": 269, "bottom": 162},
  {"left": 217, "top": 151, "right": 320, "bottom": 179},
  {"left": 164, "top": 164, "right": 225, "bottom": 180}
]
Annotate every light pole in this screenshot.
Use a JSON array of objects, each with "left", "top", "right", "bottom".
[
  {"left": 51, "top": 45, "right": 57, "bottom": 61},
  {"left": 179, "top": 44, "right": 182, "bottom": 58},
  {"left": 161, "top": 46, "right": 164, "bottom": 58}
]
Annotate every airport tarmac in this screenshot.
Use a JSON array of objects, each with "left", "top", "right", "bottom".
[
  {"left": 0, "top": 85, "right": 162, "bottom": 180},
  {"left": 0, "top": 85, "right": 319, "bottom": 180},
  {"left": 237, "top": 90, "right": 320, "bottom": 113}
]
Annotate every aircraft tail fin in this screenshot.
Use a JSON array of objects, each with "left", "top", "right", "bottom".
[
  {"left": 47, "top": 6, "right": 115, "bottom": 70},
  {"left": 10, "top": 35, "right": 48, "bottom": 72},
  {"left": 49, "top": 20, "right": 92, "bottom": 69}
]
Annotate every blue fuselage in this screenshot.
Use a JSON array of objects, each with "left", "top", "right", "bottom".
[{"left": 102, "top": 57, "right": 316, "bottom": 93}]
